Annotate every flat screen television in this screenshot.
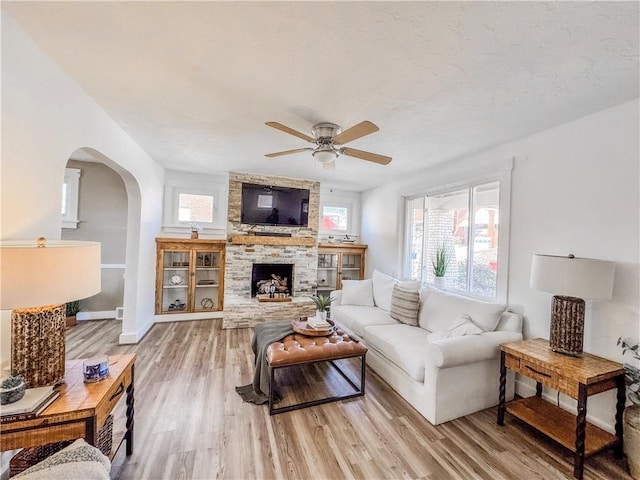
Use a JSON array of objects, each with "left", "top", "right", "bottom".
[{"left": 241, "top": 183, "right": 310, "bottom": 227}]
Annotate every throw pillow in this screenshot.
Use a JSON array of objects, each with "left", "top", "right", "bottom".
[
  {"left": 372, "top": 270, "right": 395, "bottom": 312},
  {"left": 14, "top": 439, "right": 111, "bottom": 480},
  {"left": 341, "top": 279, "right": 375, "bottom": 306},
  {"left": 389, "top": 284, "right": 420, "bottom": 326},
  {"left": 426, "top": 314, "right": 484, "bottom": 342}
]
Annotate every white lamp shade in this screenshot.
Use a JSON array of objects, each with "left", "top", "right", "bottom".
[
  {"left": 530, "top": 254, "right": 615, "bottom": 300},
  {"left": 0, "top": 240, "right": 101, "bottom": 309}
]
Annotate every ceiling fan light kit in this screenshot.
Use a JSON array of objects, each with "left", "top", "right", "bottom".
[
  {"left": 265, "top": 120, "right": 392, "bottom": 166},
  {"left": 313, "top": 148, "right": 339, "bottom": 164}
]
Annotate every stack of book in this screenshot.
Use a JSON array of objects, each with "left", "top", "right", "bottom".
[
  {"left": 0, "top": 386, "right": 59, "bottom": 423},
  {"left": 307, "top": 316, "right": 331, "bottom": 330}
]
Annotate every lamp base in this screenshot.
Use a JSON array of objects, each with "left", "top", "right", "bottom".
[
  {"left": 11, "top": 304, "right": 66, "bottom": 387},
  {"left": 549, "top": 295, "right": 585, "bottom": 357}
]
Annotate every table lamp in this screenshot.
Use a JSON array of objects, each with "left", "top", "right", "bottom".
[
  {"left": 0, "top": 238, "right": 101, "bottom": 387},
  {"left": 530, "top": 253, "right": 615, "bottom": 357}
]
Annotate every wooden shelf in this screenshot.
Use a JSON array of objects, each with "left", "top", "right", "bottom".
[
  {"left": 506, "top": 396, "right": 619, "bottom": 457},
  {"left": 230, "top": 235, "right": 315, "bottom": 246}
]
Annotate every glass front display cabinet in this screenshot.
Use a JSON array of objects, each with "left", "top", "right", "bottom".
[
  {"left": 155, "top": 238, "right": 225, "bottom": 314},
  {"left": 317, "top": 243, "right": 367, "bottom": 295}
]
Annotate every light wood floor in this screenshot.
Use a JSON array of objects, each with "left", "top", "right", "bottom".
[{"left": 66, "top": 319, "right": 631, "bottom": 480}]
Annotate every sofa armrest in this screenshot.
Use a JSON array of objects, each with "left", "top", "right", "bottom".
[
  {"left": 330, "top": 290, "right": 342, "bottom": 306},
  {"left": 426, "top": 331, "right": 523, "bottom": 368}
]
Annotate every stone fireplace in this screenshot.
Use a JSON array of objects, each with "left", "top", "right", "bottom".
[{"left": 223, "top": 172, "right": 319, "bottom": 328}]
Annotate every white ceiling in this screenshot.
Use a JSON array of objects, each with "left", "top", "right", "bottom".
[{"left": 3, "top": 2, "right": 638, "bottom": 191}]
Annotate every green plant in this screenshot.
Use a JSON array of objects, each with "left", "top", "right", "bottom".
[
  {"left": 309, "top": 294, "right": 332, "bottom": 311},
  {"left": 432, "top": 245, "right": 450, "bottom": 277},
  {"left": 66, "top": 300, "right": 81, "bottom": 317},
  {"left": 618, "top": 336, "right": 640, "bottom": 404}
]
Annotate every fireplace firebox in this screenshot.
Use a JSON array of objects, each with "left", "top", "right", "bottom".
[{"left": 251, "top": 263, "right": 294, "bottom": 298}]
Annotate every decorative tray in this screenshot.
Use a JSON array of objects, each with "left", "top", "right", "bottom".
[{"left": 291, "top": 318, "right": 335, "bottom": 337}]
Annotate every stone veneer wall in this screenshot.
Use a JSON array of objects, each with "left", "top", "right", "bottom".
[{"left": 223, "top": 172, "right": 320, "bottom": 329}]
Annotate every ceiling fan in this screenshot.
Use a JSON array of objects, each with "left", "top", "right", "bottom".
[{"left": 264, "top": 121, "right": 392, "bottom": 166}]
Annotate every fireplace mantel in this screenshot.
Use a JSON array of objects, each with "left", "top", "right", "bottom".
[{"left": 230, "top": 235, "right": 316, "bottom": 247}]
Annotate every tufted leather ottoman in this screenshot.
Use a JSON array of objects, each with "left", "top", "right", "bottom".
[{"left": 266, "top": 329, "right": 367, "bottom": 415}]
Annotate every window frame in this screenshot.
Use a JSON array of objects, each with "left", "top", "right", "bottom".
[
  {"left": 319, "top": 201, "right": 355, "bottom": 236},
  {"left": 62, "top": 167, "right": 81, "bottom": 229},
  {"left": 402, "top": 170, "right": 511, "bottom": 303}
]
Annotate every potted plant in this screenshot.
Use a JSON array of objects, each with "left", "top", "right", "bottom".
[
  {"left": 618, "top": 336, "right": 640, "bottom": 479},
  {"left": 432, "top": 244, "right": 450, "bottom": 288},
  {"left": 65, "top": 300, "right": 81, "bottom": 328},
  {"left": 309, "top": 293, "right": 332, "bottom": 321}
]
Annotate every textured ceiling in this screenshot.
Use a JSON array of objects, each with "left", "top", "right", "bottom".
[{"left": 3, "top": 2, "right": 638, "bottom": 191}]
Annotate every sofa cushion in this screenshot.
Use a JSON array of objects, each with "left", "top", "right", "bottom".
[
  {"left": 418, "top": 288, "right": 506, "bottom": 332},
  {"left": 331, "top": 305, "right": 398, "bottom": 337},
  {"left": 341, "top": 279, "right": 374, "bottom": 306},
  {"left": 389, "top": 285, "right": 420, "bottom": 326},
  {"left": 363, "top": 324, "right": 430, "bottom": 381}
]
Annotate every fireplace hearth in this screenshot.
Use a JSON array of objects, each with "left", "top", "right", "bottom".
[{"left": 251, "top": 263, "right": 294, "bottom": 298}]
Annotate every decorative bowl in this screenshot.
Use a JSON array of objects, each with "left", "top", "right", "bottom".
[{"left": 1, "top": 377, "right": 26, "bottom": 405}]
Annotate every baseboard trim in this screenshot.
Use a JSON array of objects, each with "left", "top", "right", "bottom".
[
  {"left": 154, "top": 311, "right": 224, "bottom": 323},
  {"left": 77, "top": 310, "right": 116, "bottom": 321}
]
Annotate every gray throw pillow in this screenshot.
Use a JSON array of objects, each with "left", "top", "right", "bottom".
[{"left": 390, "top": 284, "right": 420, "bottom": 326}]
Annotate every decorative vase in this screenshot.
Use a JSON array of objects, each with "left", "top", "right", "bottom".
[
  {"left": 191, "top": 231, "right": 199, "bottom": 239},
  {"left": 316, "top": 310, "right": 327, "bottom": 322},
  {"left": 625, "top": 404, "right": 640, "bottom": 479},
  {"left": 433, "top": 276, "right": 446, "bottom": 289}
]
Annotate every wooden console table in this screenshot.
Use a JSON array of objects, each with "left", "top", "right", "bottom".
[
  {"left": 497, "top": 339, "right": 624, "bottom": 479},
  {"left": 1, "top": 354, "right": 135, "bottom": 458}
]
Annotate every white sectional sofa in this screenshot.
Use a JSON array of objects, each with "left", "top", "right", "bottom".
[{"left": 330, "top": 270, "right": 523, "bottom": 425}]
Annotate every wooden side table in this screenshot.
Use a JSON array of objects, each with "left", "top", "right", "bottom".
[
  {"left": 497, "top": 338, "right": 624, "bottom": 479},
  {"left": 1, "top": 354, "right": 136, "bottom": 458}
]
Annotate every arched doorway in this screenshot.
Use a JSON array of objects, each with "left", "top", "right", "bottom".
[{"left": 61, "top": 147, "right": 142, "bottom": 341}]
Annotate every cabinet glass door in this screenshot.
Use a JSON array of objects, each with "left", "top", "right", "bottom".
[
  {"left": 194, "top": 250, "right": 220, "bottom": 311},
  {"left": 341, "top": 253, "right": 361, "bottom": 282},
  {"left": 161, "top": 251, "right": 189, "bottom": 313},
  {"left": 317, "top": 253, "right": 339, "bottom": 293}
]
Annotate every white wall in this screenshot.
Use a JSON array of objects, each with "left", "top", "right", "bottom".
[
  {"left": 1, "top": 14, "right": 165, "bottom": 361},
  {"left": 362, "top": 99, "right": 640, "bottom": 430}
]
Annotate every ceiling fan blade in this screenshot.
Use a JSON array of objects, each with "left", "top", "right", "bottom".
[
  {"left": 265, "top": 122, "right": 315, "bottom": 143},
  {"left": 341, "top": 147, "right": 392, "bottom": 165},
  {"left": 265, "top": 148, "right": 314, "bottom": 158},
  {"left": 333, "top": 121, "right": 379, "bottom": 145}
]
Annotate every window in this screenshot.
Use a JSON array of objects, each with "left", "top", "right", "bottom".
[
  {"left": 177, "top": 193, "right": 214, "bottom": 223},
  {"left": 62, "top": 168, "right": 80, "bottom": 229},
  {"left": 321, "top": 205, "right": 349, "bottom": 232},
  {"left": 404, "top": 181, "right": 502, "bottom": 300},
  {"left": 257, "top": 194, "right": 273, "bottom": 209}
]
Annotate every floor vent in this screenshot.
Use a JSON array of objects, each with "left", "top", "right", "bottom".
[{"left": 115, "top": 307, "right": 124, "bottom": 320}]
